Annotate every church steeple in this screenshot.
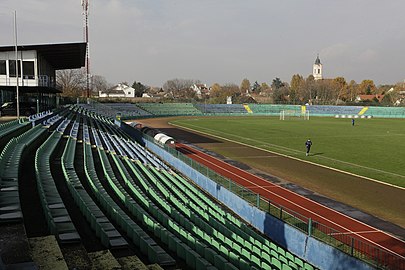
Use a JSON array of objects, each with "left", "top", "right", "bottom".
[{"left": 313, "top": 54, "right": 323, "bottom": 80}]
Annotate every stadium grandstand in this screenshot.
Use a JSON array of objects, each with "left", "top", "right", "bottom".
[
  {"left": 95, "top": 101, "right": 405, "bottom": 119},
  {"left": 1, "top": 105, "right": 321, "bottom": 270},
  {"left": 2, "top": 101, "right": 404, "bottom": 269}
]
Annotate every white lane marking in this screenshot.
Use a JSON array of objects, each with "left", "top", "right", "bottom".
[
  {"left": 178, "top": 143, "right": 405, "bottom": 258},
  {"left": 329, "top": 230, "right": 380, "bottom": 236}
]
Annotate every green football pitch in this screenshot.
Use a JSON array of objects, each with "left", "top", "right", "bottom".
[{"left": 171, "top": 116, "right": 405, "bottom": 188}]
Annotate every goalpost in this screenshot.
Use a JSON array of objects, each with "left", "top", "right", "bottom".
[{"left": 280, "top": 110, "right": 309, "bottom": 120}]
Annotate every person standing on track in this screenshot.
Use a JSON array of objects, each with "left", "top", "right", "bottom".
[{"left": 305, "top": 139, "right": 312, "bottom": 156}]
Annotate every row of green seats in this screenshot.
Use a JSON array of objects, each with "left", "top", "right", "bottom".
[
  {"left": 147, "top": 162, "right": 315, "bottom": 270},
  {"left": 83, "top": 141, "right": 175, "bottom": 266},
  {"left": 141, "top": 164, "right": 265, "bottom": 269},
  {"left": 137, "top": 103, "right": 202, "bottom": 116},
  {"left": 94, "top": 145, "right": 192, "bottom": 267},
  {"left": 78, "top": 104, "right": 315, "bottom": 270},
  {"left": 0, "top": 125, "right": 47, "bottom": 222},
  {"left": 118, "top": 157, "right": 222, "bottom": 269},
  {"left": 165, "top": 170, "right": 312, "bottom": 270},
  {"left": 128, "top": 160, "right": 254, "bottom": 268},
  {"left": 35, "top": 126, "right": 80, "bottom": 243},
  {"left": 62, "top": 126, "right": 127, "bottom": 248}
]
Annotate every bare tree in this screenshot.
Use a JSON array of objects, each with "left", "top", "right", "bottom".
[
  {"left": 56, "top": 69, "right": 86, "bottom": 97},
  {"left": 163, "top": 78, "right": 200, "bottom": 98},
  {"left": 91, "top": 75, "right": 109, "bottom": 96}
]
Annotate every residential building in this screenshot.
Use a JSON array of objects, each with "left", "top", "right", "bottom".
[{"left": 99, "top": 83, "right": 135, "bottom": 98}]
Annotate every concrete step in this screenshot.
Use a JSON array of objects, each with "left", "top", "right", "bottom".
[
  {"left": 88, "top": 250, "right": 121, "bottom": 270},
  {"left": 29, "top": 235, "right": 68, "bottom": 270},
  {"left": 147, "top": 264, "right": 165, "bottom": 270},
  {"left": 117, "top": 255, "right": 148, "bottom": 270}
]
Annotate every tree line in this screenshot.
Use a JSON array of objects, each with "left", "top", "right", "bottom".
[{"left": 56, "top": 69, "right": 405, "bottom": 106}]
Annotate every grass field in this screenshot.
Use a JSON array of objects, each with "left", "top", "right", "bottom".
[{"left": 171, "top": 116, "right": 405, "bottom": 188}]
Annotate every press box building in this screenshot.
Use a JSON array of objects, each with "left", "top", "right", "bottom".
[{"left": 0, "top": 42, "right": 86, "bottom": 111}]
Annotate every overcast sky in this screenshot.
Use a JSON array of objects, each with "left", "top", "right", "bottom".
[{"left": 1, "top": 0, "right": 404, "bottom": 87}]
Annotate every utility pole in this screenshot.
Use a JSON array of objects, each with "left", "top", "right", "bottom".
[
  {"left": 14, "top": 11, "right": 19, "bottom": 120},
  {"left": 82, "top": 0, "right": 90, "bottom": 98}
]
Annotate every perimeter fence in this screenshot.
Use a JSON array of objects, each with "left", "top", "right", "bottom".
[{"left": 145, "top": 134, "right": 405, "bottom": 270}]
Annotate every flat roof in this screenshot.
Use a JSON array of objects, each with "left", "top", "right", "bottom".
[{"left": 0, "top": 42, "right": 86, "bottom": 69}]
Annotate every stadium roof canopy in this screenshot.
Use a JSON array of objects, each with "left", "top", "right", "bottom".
[{"left": 0, "top": 42, "right": 86, "bottom": 69}]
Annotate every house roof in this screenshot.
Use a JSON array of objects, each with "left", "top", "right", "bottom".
[
  {"left": 0, "top": 42, "right": 86, "bottom": 69},
  {"left": 357, "top": 94, "right": 385, "bottom": 102}
]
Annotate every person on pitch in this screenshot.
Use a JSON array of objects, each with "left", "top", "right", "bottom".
[{"left": 305, "top": 139, "right": 312, "bottom": 156}]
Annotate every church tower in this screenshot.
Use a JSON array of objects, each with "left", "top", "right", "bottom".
[{"left": 313, "top": 54, "right": 323, "bottom": 80}]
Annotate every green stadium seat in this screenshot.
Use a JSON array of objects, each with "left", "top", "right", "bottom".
[
  {"left": 282, "top": 263, "right": 293, "bottom": 270},
  {"left": 294, "top": 257, "right": 304, "bottom": 268},
  {"left": 261, "top": 261, "right": 272, "bottom": 270},
  {"left": 214, "top": 254, "right": 228, "bottom": 269},
  {"left": 288, "top": 261, "right": 298, "bottom": 270},
  {"left": 224, "top": 262, "right": 239, "bottom": 270},
  {"left": 272, "top": 257, "right": 282, "bottom": 270},
  {"left": 185, "top": 249, "right": 199, "bottom": 269},
  {"left": 304, "top": 262, "right": 315, "bottom": 270},
  {"left": 271, "top": 249, "right": 279, "bottom": 259},
  {"left": 238, "top": 258, "right": 251, "bottom": 270},
  {"left": 204, "top": 247, "right": 217, "bottom": 265},
  {"left": 250, "top": 254, "right": 261, "bottom": 268}
]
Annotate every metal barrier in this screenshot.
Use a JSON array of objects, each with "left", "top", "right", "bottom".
[{"left": 146, "top": 134, "right": 404, "bottom": 270}]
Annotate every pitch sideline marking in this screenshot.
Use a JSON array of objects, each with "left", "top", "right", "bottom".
[
  {"left": 174, "top": 121, "right": 405, "bottom": 180},
  {"left": 170, "top": 122, "right": 405, "bottom": 191}
]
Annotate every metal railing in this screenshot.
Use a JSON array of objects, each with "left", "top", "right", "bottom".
[
  {"left": 0, "top": 75, "right": 55, "bottom": 88},
  {"left": 147, "top": 135, "right": 405, "bottom": 270}
]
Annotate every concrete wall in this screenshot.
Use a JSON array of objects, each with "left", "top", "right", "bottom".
[{"left": 143, "top": 138, "right": 374, "bottom": 270}]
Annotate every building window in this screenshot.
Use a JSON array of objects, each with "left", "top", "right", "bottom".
[
  {"left": 318, "top": 69, "right": 320, "bottom": 74},
  {"left": 8, "top": 60, "right": 21, "bottom": 77},
  {"left": 22, "top": 61, "right": 35, "bottom": 79},
  {"left": 0, "top": 60, "right": 6, "bottom": 75}
]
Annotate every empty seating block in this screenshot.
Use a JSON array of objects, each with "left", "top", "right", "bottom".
[
  {"left": 70, "top": 104, "right": 318, "bottom": 270},
  {"left": 35, "top": 131, "right": 80, "bottom": 243}
]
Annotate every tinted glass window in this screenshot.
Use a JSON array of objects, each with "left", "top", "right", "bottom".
[
  {"left": 9, "top": 60, "right": 21, "bottom": 77},
  {"left": 22, "top": 61, "right": 35, "bottom": 79},
  {"left": 0, "top": 60, "right": 6, "bottom": 75}
]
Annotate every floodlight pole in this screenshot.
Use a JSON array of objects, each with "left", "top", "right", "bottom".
[
  {"left": 14, "top": 11, "right": 20, "bottom": 120},
  {"left": 82, "top": 0, "right": 90, "bottom": 99}
]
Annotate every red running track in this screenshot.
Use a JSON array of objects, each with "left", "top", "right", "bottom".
[{"left": 176, "top": 143, "right": 405, "bottom": 269}]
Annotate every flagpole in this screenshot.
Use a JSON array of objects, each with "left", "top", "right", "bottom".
[{"left": 14, "top": 10, "right": 20, "bottom": 120}]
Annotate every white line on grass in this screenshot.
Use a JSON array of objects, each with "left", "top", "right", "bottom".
[{"left": 170, "top": 122, "right": 405, "bottom": 191}]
